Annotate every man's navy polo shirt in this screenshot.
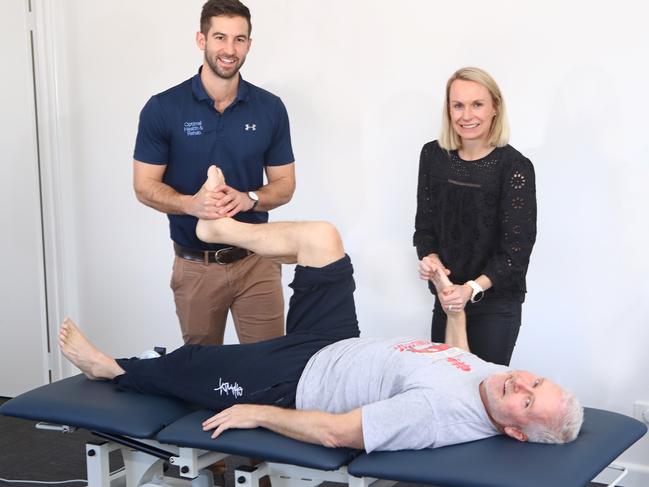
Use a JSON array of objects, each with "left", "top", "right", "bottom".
[{"left": 134, "top": 69, "right": 294, "bottom": 250}]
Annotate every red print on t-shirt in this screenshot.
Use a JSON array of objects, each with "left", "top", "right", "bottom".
[
  {"left": 446, "top": 357, "right": 471, "bottom": 372},
  {"left": 393, "top": 340, "right": 471, "bottom": 371},
  {"left": 393, "top": 340, "right": 451, "bottom": 354}
]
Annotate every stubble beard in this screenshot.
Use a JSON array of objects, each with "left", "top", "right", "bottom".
[
  {"left": 205, "top": 51, "right": 246, "bottom": 80},
  {"left": 483, "top": 374, "right": 506, "bottom": 425}
]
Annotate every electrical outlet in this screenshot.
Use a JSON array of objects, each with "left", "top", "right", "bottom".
[{"left": 633, "top": 400, "right": 649, "bottom": 424}]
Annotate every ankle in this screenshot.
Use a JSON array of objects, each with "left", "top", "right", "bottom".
[{"left": 196, "top": 219, "right": 223, "bottom": 243}]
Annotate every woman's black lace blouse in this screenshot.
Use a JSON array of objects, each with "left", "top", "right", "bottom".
[{"left": 413, "top": 141, "right": 536, "bottom": 302}]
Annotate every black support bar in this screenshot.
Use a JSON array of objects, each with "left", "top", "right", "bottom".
[{"left": 92, "top": 430, "right": 176, "bottom": 461}]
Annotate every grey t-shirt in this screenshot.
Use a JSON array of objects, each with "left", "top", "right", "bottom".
[{"left": 295, "top": 337, "right": 506, "bottom": 452}]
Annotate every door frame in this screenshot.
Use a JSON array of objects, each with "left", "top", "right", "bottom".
[{"left": 30, "top": 0, "right": 70, "bottom": 382}]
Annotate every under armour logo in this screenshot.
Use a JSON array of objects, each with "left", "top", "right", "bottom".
[{"left": 245, "top": 123, "right": 256, "bottom": 131}]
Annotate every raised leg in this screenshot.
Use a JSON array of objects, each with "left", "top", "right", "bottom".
[
  {"left": 196, "top": 166, "right": 345, "bottom": 268},
  {"left": 430, "top": 268, "right": 470, "bottom": 352},
  {"left": 59, "top": 317, "right": 124, "bottom": 380}
]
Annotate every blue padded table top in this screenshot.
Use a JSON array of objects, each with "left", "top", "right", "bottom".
[
  {"left": 347, "top": 407, "right": 647, "bottom": 487},
  {"left": 157, "top": 409, "right": 359, "bottom": 471},
  {"left": 0, "top": 374, "right": 194, "bottom": 439}
]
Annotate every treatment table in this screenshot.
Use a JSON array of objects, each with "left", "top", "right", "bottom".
[{"left": 2, "top": 374, "right": 646, "bottom": 487}]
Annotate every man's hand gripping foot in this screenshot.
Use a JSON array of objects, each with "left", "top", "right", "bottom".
[{"left": 196, "top": 165, "right": 238, "bottom": 244}]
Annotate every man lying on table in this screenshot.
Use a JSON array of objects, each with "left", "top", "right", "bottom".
[{"left": 59, "top": 167, "right": 583, "bottom": 452}]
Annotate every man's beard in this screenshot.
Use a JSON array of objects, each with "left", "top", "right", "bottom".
[
  {"left": 205, "top": 52, "right": 246, "bottom": 80},
  {"left": 482, "top": 374, "right": 506, "bottom": 427}
]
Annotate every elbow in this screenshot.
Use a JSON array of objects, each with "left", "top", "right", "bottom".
[
  {"left": 321, "top": 414, "right": 364, "bottom": 449},
  {"left": 133, "top": 181, "right": 148, "bottom": 204},
  {"left": 321, "top": 433, "right": 344, "bottom": 449},
  {"left": 134, "top": 189, "right": 147, "bottom": 205},
  {"left": 322, "top": 429, "right": 357, "bottom": 449},
  {"left": 134, "top": 181, "right": 159, "bottom": 209},
  {"left": 317, "top": 419, "right": 348, "bottom": 448},
  {"left": 283, "top": 181, "right": 296, "bottom": 204}
]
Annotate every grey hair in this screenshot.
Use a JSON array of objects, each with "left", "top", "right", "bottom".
[{"left": 523, "top": 390, "right": 584, "bottom": 444}]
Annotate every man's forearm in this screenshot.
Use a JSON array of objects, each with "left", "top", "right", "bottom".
[
  {"left": 204, "top": 404, "right": 364, "bottom": 449},
  {"left": 135, "top": 178, "right": 191, "bottom": 215},
  {"left": 254, "top": 176, "right": 295, "bottom": 212},
  {"left": 256, "top": 406, "right": 363, "bottom": 449}
]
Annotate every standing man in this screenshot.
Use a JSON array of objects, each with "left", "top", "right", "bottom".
[{"left": 133, "top": 0, "right": 295, "bottom": 346}]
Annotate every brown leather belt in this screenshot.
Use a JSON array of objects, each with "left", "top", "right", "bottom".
[{"left": 174, "top": 243, "right": 252, "bottom": 265}]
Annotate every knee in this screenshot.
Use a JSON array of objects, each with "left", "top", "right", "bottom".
[{"left": 307, "top": 221, "right": 343, "bottom": 254}]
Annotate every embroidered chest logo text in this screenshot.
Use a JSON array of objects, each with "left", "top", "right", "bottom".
[
  {"left": 184, "top": 121, "right": 203, "bottom": 136},
  {"left": 214, "top": 377, "right": 243, "bottom": 397}
]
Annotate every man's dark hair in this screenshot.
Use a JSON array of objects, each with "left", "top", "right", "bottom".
[{"left": 200, "top": 0, "right": 252, "bottom": 36}]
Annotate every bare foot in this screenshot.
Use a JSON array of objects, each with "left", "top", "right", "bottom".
[
  {"left": 430, "top": 267, "right": 453, "bottom": 294},
  {"left": 59, "top": 318, "right": 124, "bottom": 380},
  {"left": 196, "top": 165, "right": 236, "bottom": 243},
  {"left": 204, "top": 165, "right": 225, "bottom": 191}
]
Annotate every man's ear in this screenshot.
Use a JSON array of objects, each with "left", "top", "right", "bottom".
[
  {"left": 196, "top": 31, "right": 206, "bottom": 50},
  {"left": 504, "top": 426, "right": 528, "bottom": 442}
]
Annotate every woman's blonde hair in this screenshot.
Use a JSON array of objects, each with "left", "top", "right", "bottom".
[{"left": 439, "top": 67, "right": 510, "bottom": 150}]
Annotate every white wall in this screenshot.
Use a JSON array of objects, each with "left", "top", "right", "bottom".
[
  {"left": 0, "top": 0, "right": 50, "bottom": 396},
  {"left": 39, "top": 0, "right": 649, "bottom": 480}
]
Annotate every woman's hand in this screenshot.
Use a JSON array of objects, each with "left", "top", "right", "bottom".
[
  {"left": 438, "top": 283, "right": 472, "bottom": 312},
  {"left": 419, "top": 254, "right": 450, "bottom": 281}
]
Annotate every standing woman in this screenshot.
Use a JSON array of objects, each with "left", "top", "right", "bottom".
[{"left": 413, "top": 67, "right": 536, "bottom": 366}]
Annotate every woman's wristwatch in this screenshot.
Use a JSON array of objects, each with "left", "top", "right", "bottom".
[{"left": 466, "top": 280, "right": 484, "bottom": 303}]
